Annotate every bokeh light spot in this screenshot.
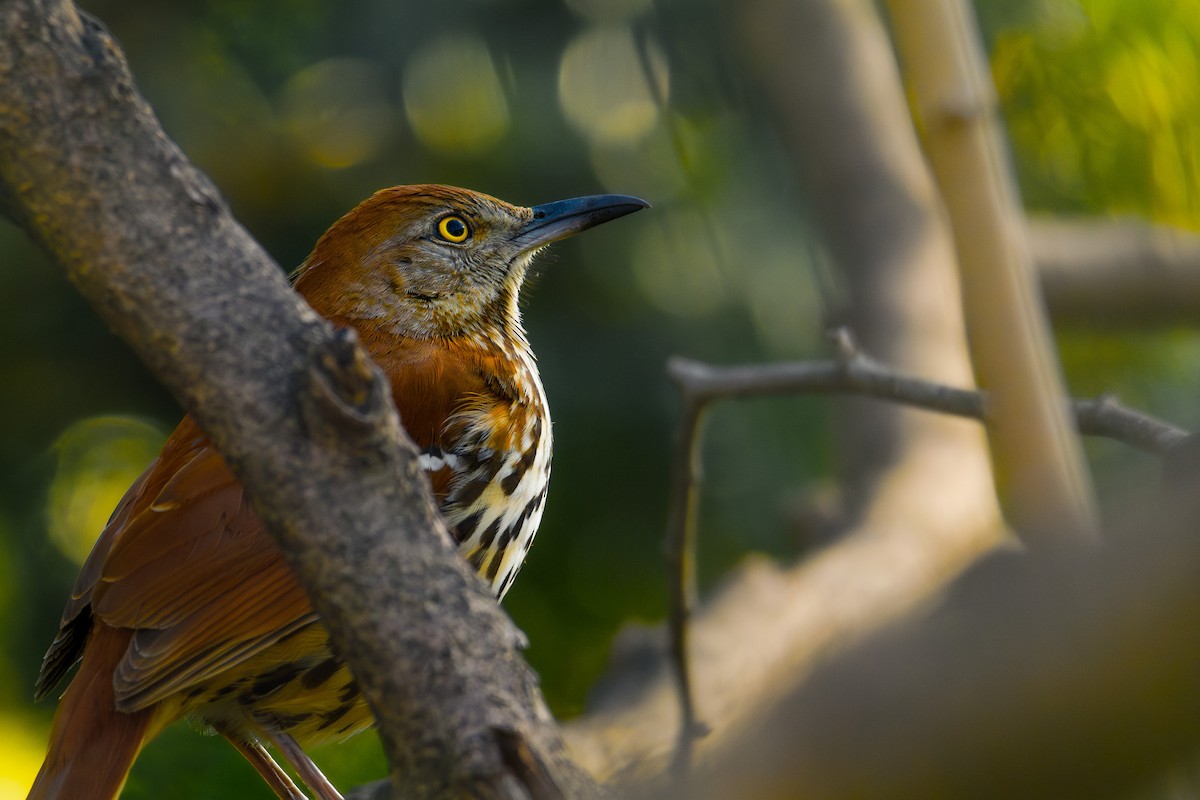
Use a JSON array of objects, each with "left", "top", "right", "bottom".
[
  {"left": 46, "top": 416, "right": 165, "bottom": 566},
  {"left": 280, "top": 58, "right": 397, "bottom": 169},
  {"left": 564, "top": 0, "right": 654, "bottom": 23},
  {"left": 403, "top": 34, "right": 510, "bottom": 157},
  {"left": 631, "top": 209, "right": 727, "bottom": 317},
  {"left": 558, "top": 25, "right": 668, "bottom": 147},
  {"left": 589, "top": 120, "right": 689, "bottom": 202},
  {"left": 0, "top": 713, "right": 46, "bottom": 800}
]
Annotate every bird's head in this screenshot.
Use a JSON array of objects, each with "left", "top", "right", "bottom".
[{"left": 294, "top": 184, "right": 648, "bottom": 341}]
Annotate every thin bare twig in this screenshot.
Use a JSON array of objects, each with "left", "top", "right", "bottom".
[
  {"left": 662, "top": 329, "right": 1188, "bottom": 769},
  {"left": 662, "top": 394, "right": 709, "bottom": 775},
  {"left": 669, "top": 331, "right": 1186, "bottom": 455}
]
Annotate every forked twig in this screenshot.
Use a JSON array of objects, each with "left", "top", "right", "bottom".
[{"left": 662, "top": 328, "right": 1188, "bottom": 770}]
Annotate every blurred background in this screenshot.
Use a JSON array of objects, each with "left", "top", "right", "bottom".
[{"left": 3, "top": 0, "right": 1200, "bottom": 796}]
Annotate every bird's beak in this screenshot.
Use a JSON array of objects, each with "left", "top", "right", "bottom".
[{"left": 511, "top": 194, "right": 650, "bottom": 253}]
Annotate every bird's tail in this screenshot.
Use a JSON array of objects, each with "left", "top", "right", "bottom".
[{"left": 28, "top": 626, "right": 153, "bottom": 800}]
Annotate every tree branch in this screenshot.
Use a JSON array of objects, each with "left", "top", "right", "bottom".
[
  {"left": 0, "top": 2, "right": 594, "bottom": 797},
  {"left": 1032, "top": 216, "right": 1200, "bottom": 324},
  {"left": 661, "top": 391, "right": 709, "bottom": 774},
  {"left": 667, "top": 332, "right": 1187, "bottom": 456}
]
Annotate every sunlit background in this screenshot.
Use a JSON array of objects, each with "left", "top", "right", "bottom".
[{"left": 2, "top": 0, "right": 1199, "bottom": 796}]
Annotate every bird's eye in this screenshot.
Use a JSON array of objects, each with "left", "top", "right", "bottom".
[{"left": 437, "top": 215, "right": 471, "bottom": 243}]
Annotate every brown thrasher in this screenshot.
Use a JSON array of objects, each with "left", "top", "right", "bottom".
[{"left": 28, "top": 184, "right": 648, "bottom": 800}]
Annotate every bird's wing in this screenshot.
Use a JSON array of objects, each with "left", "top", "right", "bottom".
[
  {"left": 34, "top": 457, "right": 157, "bottom": 700},
  {"left": 78, "top": 416, "right": 316, "bottom": 711},
  {"left": 38, "top": 335, "right": 493, "bottom": 710}
]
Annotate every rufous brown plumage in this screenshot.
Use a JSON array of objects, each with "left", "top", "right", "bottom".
[{"left": 28, "top": 184, "right": 648, "bottom": 800}]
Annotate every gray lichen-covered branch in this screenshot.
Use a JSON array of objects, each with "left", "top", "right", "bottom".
[{"left": 0, "top": 1, "right": 594, "bottom": 797}]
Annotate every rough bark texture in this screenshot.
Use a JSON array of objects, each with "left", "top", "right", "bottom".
[{"left": 0, "top": 2, "right": 594, "bottom": 797}]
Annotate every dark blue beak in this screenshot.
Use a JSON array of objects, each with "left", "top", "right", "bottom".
[{"left": 512, "top": 194, "right": 650, "bottom": 252}]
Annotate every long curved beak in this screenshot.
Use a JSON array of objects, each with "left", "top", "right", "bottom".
[{"left": 512, "top": 194, "right": 650, "bottom": 253}]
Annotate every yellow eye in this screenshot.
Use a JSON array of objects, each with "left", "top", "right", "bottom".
[{"left": 437, "top": 215, "right": 471, "bottom": 243}]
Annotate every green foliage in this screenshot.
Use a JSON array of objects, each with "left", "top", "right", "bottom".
[
  {"left": 990, "top": 0, "right": 1200, "bottom": 227},
  {"left": 45, "top": 417, "right": 164, "bottom": 565}
]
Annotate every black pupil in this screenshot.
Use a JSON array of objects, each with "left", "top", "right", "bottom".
[{"left": 445, "top": 218, "right": 466, "bottom": 237}]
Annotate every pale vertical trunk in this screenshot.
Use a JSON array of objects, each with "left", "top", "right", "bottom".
[{"left": 885, "top": 0, "right": 1099, "bottom": 542}]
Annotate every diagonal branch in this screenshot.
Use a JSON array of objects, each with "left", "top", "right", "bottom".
[{"left": 0, "top": 1, "right": 595, "bottom": 797}]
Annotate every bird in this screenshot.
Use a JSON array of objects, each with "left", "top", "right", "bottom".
[{"left": 28, "top": 184, "right": 649, "bottom": 800}]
